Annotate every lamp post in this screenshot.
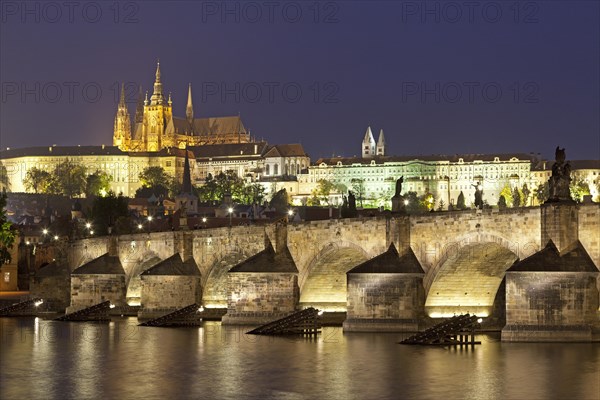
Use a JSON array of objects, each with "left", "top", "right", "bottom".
[
  {"left": 202, "top": 217, "right": 207, "bottom": 229},
  {"left": 228, "top": 207, "right": 233, "bottom": 228},
  {"left": 147, "top": 215, "right": 153, "bottom": 232},
  {"left": 287, "top": 209, "right": 294, "bottom": 222}
]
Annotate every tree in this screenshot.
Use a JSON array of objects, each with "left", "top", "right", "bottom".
[
  {"left": 522, "top": 183, "right": 531, "bottom": 207},
  {"left": 139, "top": 166, "right": 172, "bottom": 188},
  {"left": 241, "top": 183, "right": 267, "bottom": 205},
  {"left": 52, "top": 160, "right": 87, "bottom": 198},
  {"left": 535, "top": 182, "right": 549, "bottom": 204},
  {"left": 0, "top": 193, "right": 16, "bottom": 264},
  {"left": 456, "top": 191, "right": 466, "bottom": 210},
  {"left": 85, "top": 171, "right": 112, "bottom": 197},
  {"left": 214, "top": 170, "right": 246, "bottom": 201},
  {"left": 24, "top": 167, "right": 52, "bottom": 194},
  {"left": 138, "top": 166, "right": 179, "bottom": 197},
  {"left": 269, "top": 189, "right": 289, "bottom": 214},
  {"left": 437, "top": 199, "right": 445, "bottom": 211},
  {"left": 90, "top": 191, "right": 130, "bottom": 235},
  {"left": 351, "top": 178, "right": 366, "bottom": 207},
  {"left": 499, "top": 185, "right": 513, "bottom": 208},
  {"left": 498, "top": 195, "right": 507, "bottom": 209},
  {"left": 570, "top": 179, "right": 590, "bottom": 203},
  {"left": 0, "top": 162, "right": 10, "bottom": 192},
  {"left": 313, "top": 179, "right": 336, "bottom": 205},
  {"left": 512, "top": 187, "right": 522, "bottom": 208},
  {"left": 421, "top": 193, "right": 435, "bottom": 211}
]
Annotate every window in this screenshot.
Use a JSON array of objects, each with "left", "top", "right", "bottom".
[
  {"left": 266, "top": 165, "right": 270, "bottom": 175},
  {"left": 274, "top": 164, "right": 279, "bottom": 175},
  {"left": 3, "top": 272, "right": 9, "bottom": 283}
]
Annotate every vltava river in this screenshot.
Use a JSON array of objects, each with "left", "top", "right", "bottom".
[{"left": 1, "top": 317, "right": 598, "bottom": 400}]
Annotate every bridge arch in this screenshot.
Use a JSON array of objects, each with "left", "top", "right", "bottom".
[
  {"left": 124, "top": 251, "right": 162, "bottom": 306},
  {"left": 202, "top": 251, "right": 250, "bottom": 308},
  {"left": 299, "top": 240, "right": 370, "bottom": 311},
  {"left": 423, "top": 233, "right": 523, "bottom": 318},
  {"left": 422, "top": 230, "right": 538, "bottom": 293}
]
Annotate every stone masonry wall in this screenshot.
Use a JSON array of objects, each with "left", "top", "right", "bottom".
[
  {"left": 30, "top": 275, "right": 70, "bottom": 311},
  {"left": 226, "top": 273, "right": 298, "bottom": 318},
  {"left": 505, "top": 272, "right": 599, "bottom": 326},
  {"left": 67, "top": 274, "right": 126, "bottom": 313},
  {"left": 140, "top": 275, "right": 201, "bottom": 311},
  {"left": 346, "top": 274, "right": 424, "bottom": 320},
  {"left": 578, "top": 204, "right": 600, "bottom": 268}
]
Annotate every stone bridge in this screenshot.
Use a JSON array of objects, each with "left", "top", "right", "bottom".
[{"left": 58, "top": 203, "right": 599, "bottom": 316}]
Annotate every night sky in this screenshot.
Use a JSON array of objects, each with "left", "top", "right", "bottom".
[{"left": 1, "top": 1, "right": 598, "bottom": 161}]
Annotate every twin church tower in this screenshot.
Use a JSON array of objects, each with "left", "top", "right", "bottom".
[
  {"left": 113, "top": 62, "right": 251, "bottom": 152},
  {"left": 362, "top": 126, "right": 385, "bottom": 158}
]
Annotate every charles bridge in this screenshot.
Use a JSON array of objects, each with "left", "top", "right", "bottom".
[{"left": 29, "top": 201, "right": 600, "bottom": 342}]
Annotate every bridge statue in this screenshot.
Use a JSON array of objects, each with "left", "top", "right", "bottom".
[
  {"left": 391, "top": 176, "right": 406, "bottom": 213},
  {"left": 547, "top": 146, "right": 573, "bottom": 202},
  {"left": 472, "top": 181, "right": 483, "bottom": 209},
  {"left": 348, "top": 191, "right": 357, "bottom": 217}
]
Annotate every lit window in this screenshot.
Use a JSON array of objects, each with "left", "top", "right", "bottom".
[{"left": 3, "top": 272, "right": 9, "bottom": 283}]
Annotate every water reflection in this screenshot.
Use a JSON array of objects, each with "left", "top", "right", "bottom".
[{"left": 1, "top": 318, "right": 599, "bottom": 400}]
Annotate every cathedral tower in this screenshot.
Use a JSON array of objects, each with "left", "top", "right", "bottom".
[
  {"left": 113, "top": 83, "right": 131, "bottom": 151},
  {"left": 376, "top": 129, "right": 386, "bottom": 156},
  {"left": 142, "top": 61, "right": 174, "bottom": 151},
  {"left": 362, "top": 126, "right": 376, "bottom": 158}
]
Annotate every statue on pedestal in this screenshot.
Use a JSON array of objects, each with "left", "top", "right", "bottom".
[
  {"left": 391, "top": 176, "right": 406, "bottom": 213},
  {"left": 472, "top": 181, "right": 483, "bottom": 209},
  {"left": 547, "top": 146, "right": 573, "bottom": 203},
  {"left": 348, "top": 191, "right": 357, "bottom": 217}
]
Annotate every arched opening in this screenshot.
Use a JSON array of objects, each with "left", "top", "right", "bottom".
[
  {"left": 125, "top": 255, "right": 162, "bottom": 306},
  {"left": 202, "top": 252, "right": 248, "bottom": 308},
  {"left": 425, "top": 243, "right": 518, "bottom": 318},
  {"left": 299, "top": 244, "right": 369, "bottom": 311}
]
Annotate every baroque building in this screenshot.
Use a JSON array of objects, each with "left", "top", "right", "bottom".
[{"left": 114, "top": 62, "right": 251, "bottom": 152}]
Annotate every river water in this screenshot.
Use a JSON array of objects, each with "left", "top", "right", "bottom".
[{"left": 1, "top": 317, "right": 598, "bottom": 400}]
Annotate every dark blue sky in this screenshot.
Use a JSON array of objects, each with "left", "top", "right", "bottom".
[{"left": 1, "top": 1, "right": 598, "bottom": 160}]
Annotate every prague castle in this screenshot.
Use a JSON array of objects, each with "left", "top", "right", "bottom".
[
  {"left": 114, "top": 62, "right": 250, "bottom": 152},
  {"left": 0, "top": 63, "right": 597, "bottom": 208}
]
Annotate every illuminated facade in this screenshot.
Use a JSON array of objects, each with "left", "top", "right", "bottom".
[{"left": 114, "top": 62, "right": 252, "bottom": 152}]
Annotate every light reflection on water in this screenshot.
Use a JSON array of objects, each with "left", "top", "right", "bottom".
[{"left": 1, "top": 317, "right": 599, "bottom": 400}]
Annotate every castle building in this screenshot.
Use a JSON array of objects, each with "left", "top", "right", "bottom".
[{"left": 114, "top": 62, "right": 252, "bottom": 152}]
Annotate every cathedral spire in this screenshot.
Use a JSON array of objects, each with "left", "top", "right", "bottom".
[
  {"left": 119, "top": 82, "right": 126, "bottom": 107},
  {"left": 135, "top": 85, "right": 144, "bottom": 123},
  {"left": 376, "top": 129, "right": 386, "bottom": 156},
  {"left": 186, "top": 83, "right": 194, "bottom": 123},
  {"left": 150, "top": 60, "right": 164, "bottom": 105},
  {"left": 362, "top": 126, "right": 376, "bottom": 158}
]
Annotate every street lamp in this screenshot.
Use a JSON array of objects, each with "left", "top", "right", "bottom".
[
  {"left": 89, "top": 230, "right": 94, "bottom": 236},
  {"left": 137, "top": 223, "right": 143, "bottom": 230},
  {"left": 228, "top": 207, "right": 234, "bottom": 228},
  {"left": 85, "top": 222, "right": 91, "bottom": 229},
  {"left": 53, "top": 235, "right": 59, "bottom": 241},
  {"left": 147, "top": 215, "right": 153, "bottom": 232}
]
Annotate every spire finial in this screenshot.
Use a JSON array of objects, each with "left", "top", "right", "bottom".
[
  {"left": 155, "top": 59, "right": 161, "bottom": 82},
  {"left": 119, "top": 82, "right": 126, "bottom": 107},
  {"left": 186, "top": 83, "right": 194, "bottom": 123}
]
